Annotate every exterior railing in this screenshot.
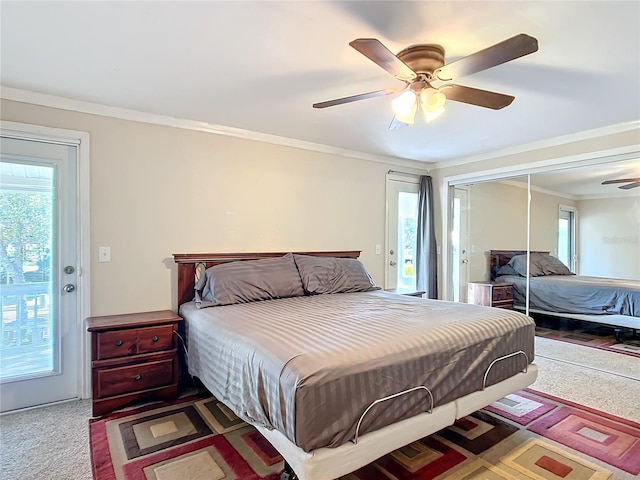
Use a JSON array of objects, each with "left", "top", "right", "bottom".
[{"left": 1, "top": 282, "right": 51, "bottom": 350}]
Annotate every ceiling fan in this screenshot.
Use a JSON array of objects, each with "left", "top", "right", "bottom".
[
  {"left": 313, "top": 34, "right": 539, "bottom": 129},
  {"left": 601, "top": 178, "right": 640, "bottom": 190}
]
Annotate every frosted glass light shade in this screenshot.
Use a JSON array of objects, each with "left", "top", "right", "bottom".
[
  {"left": 395, "top": 101, "right": 418, "bottom": 124},
  {"left": 420, "top": 89, "right": 446, "bottom": 112},
  {"left": 423, "top": 106, "right": 445, "bottom": 123},
  {"left": 392, "top": 91, "right": 417, "bottom": 116}
]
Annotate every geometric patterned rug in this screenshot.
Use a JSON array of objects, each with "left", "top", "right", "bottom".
[{"left": 89, "top": 389, "right": 640, "bottom": 479}]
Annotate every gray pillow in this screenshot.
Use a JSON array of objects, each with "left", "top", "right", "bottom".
[
  {"left": 507, "top": 254, "right": 546, "bottom": 277},
  {"left": 496, "top": 264, "right": 520, "bottom": 277},
  {"left": 293, "top": 254, "right": 380, "bottom": 295},
  {"left": 537, "top": 253, "right": 574, "bottom": 275},
  {"left": 194, "top": 253, "right": 305, "bottom": 308}
]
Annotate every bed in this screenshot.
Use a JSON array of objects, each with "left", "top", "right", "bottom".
[
  {"left": 174, "top": 250, "right": 538, "bottom": 480},
  {"left": 490, "top": 250, "right": 640, "bottom": 333}
]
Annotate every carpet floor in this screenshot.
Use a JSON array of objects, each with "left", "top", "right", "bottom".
[{"left": 89, "top": 389, "right": 640, "bottom": 480}]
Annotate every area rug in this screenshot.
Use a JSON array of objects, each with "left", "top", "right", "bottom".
[{"left": 90, "top": 389, "right": 640, "bottom": 480}]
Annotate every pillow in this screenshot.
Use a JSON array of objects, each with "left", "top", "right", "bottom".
[
  {"left": 495, "top": 264, "right": 520, "bottom": 277},
  {"left": 536, "top": 253, "right": 574, "bottom": 275},
  {"left": 194, "top": 253, "right": 304, "bottom": 308},
  {"left": 293, "top": 254, "right": 380, "bottom": 295},
  {"left": 507, "top": 254, "right": 546, "bottom": 277}
]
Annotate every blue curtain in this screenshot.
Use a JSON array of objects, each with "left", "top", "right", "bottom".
[{"left": 416, "top": 175, "right": 438, "bottom": 298}]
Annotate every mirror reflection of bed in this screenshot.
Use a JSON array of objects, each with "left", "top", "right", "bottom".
[
  {"left": 454, "top": 157, "right": 640, "bottom": 346},
  {"left": 489, "top": 250, "right": 640, "bottom": 343}
]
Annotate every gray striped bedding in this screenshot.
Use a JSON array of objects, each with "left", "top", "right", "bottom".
[{"left": 179, "top": 291, "right": 535, "bottom": 451}]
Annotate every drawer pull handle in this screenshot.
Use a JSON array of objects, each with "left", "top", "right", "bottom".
[
  {"left": 152, "top": 336, "right": 159, "bottom": 343},
  {"left": 115, "top": 340, "right": 123, "bottom": 347},
  {"left": 134, "top": 374, "right": 142, "bottom": 381}
]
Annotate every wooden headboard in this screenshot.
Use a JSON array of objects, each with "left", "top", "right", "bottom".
[
  {"left": 173, "top": 251, "right": 361, "bottom": 306},
  {"left": 489, "top": 250, "right": 549, "bottom": 280}
]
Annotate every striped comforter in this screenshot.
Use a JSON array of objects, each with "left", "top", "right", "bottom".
[{"left": 179, "top": 291, "right": 535, "bottom": 451}]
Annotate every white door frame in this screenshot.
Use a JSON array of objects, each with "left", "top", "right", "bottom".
[
  {"left": 385, "top": 172, "right": 420, "bottom": 289},
  {"left": 452, "top": 187, "right": 469, "bottom": 302},
  {"left": 558, "top": 204, "right": 578, "bottom": 272},
  {"left": 0, "top": 121, "right": 91, "bottom": 401}
]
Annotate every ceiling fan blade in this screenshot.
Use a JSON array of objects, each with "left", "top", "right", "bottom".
[
  {"left": 388, "top": 116, "right": 410, "bottom": 130},
  {"left": 435, "top": 34, "right": 539, "bottom": 82},
  {"left": 601, "top": 178, "right": 640, "bottom": 185},
  {"left": 349, "top": 38, "right": 417, "bottom": 81},
  {"left": 313, "top": 88, "right": 398, "bottom": 108},
  {"left": 619, "top": 181, "right": 640, "bottom": 190},
  {"left": 441, "top": 84, "right": 515, "bottom": 110}
]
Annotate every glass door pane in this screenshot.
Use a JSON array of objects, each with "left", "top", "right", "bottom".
[
  {"left": 1, "top": 136, "right": 78, "bottom": 412},
  {"left": 386, "top": 178, "right": 419, "bottom": 290},
  {"left": 1, "top": 162, "right": 55, "bottom": 380},
  {"left": 397, "top": 191, "right": 418, "bottom": 290}
]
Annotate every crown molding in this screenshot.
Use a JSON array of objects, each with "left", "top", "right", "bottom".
[
  {"left": 579, "top": 192, "right": 640, "bottom": 201},
  {"left": 498, "top": 179, "right": 578, "bottom": 201},
  {"left": 0, "top": 86, "right": 432, "bottom": 171},
  {"left": 433, "top": 120, "right": 640, "bottom": 170}
]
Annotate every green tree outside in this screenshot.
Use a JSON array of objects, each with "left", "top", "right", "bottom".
[{"left": 0, "top": 191, "right": 52, "bottom": 284}]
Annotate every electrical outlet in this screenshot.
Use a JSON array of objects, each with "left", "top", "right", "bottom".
[{"left": 98, "top": 246, "right": 111, "bottom": 263}]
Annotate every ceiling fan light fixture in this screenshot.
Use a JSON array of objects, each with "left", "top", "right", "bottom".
[
  {"left": 391, "top": 90, "right": 417, "bottom": 116},
  {"left": 423, "top": 105, "right": 445, "bottom": 123},
  {"left": 421, "top": 89, "right": 447, "bottom": 113},
  {"left": 395, "top": 101, "right": 418, "bottom": 125}
]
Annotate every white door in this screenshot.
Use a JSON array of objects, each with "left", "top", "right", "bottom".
[
  {"left": 451, "top": 188, "right": 469, "bottom": 302},
  {"left": 0, "top": 136, "right": 79, "bottom": 411},
  {"left": 386, "top": 177, "right": 419, "bottom": 289}
]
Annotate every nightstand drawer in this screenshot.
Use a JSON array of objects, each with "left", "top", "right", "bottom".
[
  {"left": 96, "top": 329, "right": 137, "bottom": 359},
  {"left": 137, "top": 325, "right": 174, "bottom": 354},
  {"left": 467, "top": 281, "right": 514, "bottom": 310},
  {"left": 492, "top": 286, "right": 513, "bottom": 302},
  {"left": 96, "top": 359, "right": 174, "bottom": 398},
  {"left": 95, "top": 325, "right": 174, "bottom": 360},
  {"left": 87, "top": 310, "right": 182, "bottom": 416}
]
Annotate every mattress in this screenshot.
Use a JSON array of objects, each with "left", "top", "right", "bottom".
[
  {"left": 179, "top": 291, "right": 535, "bottom": 452},
  {"left": 497, "top": 274, "right": 640, "bottom": 317}
]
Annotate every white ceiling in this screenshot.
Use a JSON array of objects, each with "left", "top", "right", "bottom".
[
  {"left": 1, "top": 1, "right": 639, "bottom": 166},
  {"left": 507, "top": 158, "right": 640, "bottom": 198}
]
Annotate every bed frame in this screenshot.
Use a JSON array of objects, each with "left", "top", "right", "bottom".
[
  {"left": 174, "top": 250, "right": 538, "bottom": 480},
  {"left": 490, "top": 249, "right": 640, "bottom": 338}
]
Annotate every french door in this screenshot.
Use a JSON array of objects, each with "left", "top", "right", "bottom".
[
  {"left": 0, "top": 135, "right": 80, "bottom": 411},
  {"left": 386, "top": 176, "right": 419, "bottom": 289},
  {"left": 451, "top": 188, "right": 470, "bottom": 302}
]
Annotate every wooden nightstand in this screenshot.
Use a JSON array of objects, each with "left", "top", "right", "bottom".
[
  {"left": 467, "top": 281, "right": 513, "bottom": 309},
  {"left": 385, "top": 288, "right": 426, "bottom": 298},
  {"left": 86, "top": 310, "right": 182, "bottom": 417}
]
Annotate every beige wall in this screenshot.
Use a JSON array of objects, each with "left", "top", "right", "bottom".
[
  {"left": 578, "top": 196, "right": 640, "bottom": 279},
  {"left": 1, "top": 99, "right": 428, "bottom": 315},
  {"left": 463, "top": 180, "right": 575, "bottom": 282}
]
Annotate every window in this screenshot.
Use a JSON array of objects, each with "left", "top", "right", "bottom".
[{"left": 558, "top": 205, "right": 577, "bottom": 272}]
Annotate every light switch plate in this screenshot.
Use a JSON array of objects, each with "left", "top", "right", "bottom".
[{"left": 98, "top": 246, "right": 111, "bottom": 263}]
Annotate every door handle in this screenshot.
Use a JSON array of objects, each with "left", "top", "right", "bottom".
[
  {"left": 390, "top": 261, "right": 397, "bottom": 266},
  {"left": 63, "top": 284, "right": 75, "bottom": 293},
  {"left": 461, "top": 259, "right": 469, "bottom": 264}
]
